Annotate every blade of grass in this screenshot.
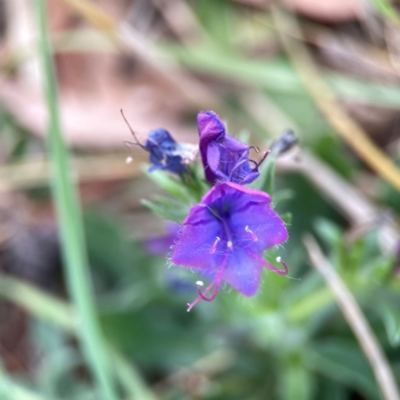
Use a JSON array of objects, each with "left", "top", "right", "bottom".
[
  {"left": 33, "top": 2, "right": 117, "bottom": 399},
  {"left": 0, "top": 273, "right": 159, "bottom": 400}
]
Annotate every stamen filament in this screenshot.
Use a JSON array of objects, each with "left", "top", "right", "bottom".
[
  {"left": 251, "top": 150, "right": 270, "bottom": 171},
  {"left": 245, "top": 225, "right": 258, "bottom": 241},
  {"left": 210, "top": 237, "right": 221, "bottom": 253},
  {"left": 244, "top": 249, "right": 288, "bottom": 275},
  {"left": 187, "top": 254, "right": 228, "bottom": 312}
]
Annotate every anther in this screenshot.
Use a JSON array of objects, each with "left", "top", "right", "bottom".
[
  {"left": 245, "top": 225, "right": 258, "bottom": 241},
  {"left": 275, "top": 256, "right": 288, "bottom": 275},
  {"left": 227, "top": 240, "right": 233, "bottom": 249},
  {"left": 125, "top": 156, "right": 133, "bottom": 164},
  {"left": 196, "top": 281, "right": 204, "bottom": 287},
  {"left": 210, "top": 237, "right": 220, "bottom": 254}
]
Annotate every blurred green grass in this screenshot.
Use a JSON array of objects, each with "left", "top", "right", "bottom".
[{"left": 0, "top": 1, "right": 399, "bottom": 400}]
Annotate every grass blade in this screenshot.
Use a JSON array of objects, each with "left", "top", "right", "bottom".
[{"left": 34, "top": 1, "right": 117, "bottom": 399}]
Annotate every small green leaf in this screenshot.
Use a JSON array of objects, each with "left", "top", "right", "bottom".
[
  {"left": 309, "top": 340, "right": 380, "bottom": 400},
  {"left": 314, "top": 219, "right": 342, "bottom": 247},
  {"left": 374, "top": 293, "right": 400, "bottom": 347},
  {"left": 141, "top": 197, "right": 189, "bottom": 223},
  {"left": 143, "top": 168, "right": 193, "bottom": 204},
  {"left": 280, "top": 212, "right": 292, "bottom": 225}
]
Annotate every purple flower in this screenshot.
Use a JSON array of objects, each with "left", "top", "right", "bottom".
[
  {"left": 171, "top": 182, "right": 288, "bottom": 311},
  {"left": 122, "top": 110, "right": 196, "bottom": 175},
  {"left": 145, "top": 128, "right": 189, "bottom": 175},
  {"left": 198, "top": 111, "right": 267, "bottom": 185}
]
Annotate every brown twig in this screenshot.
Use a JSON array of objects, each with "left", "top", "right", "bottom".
[
  {"left": 277, "top": 150, "right": 400, "bottom": 255},
  {"left": 303, "top": 234, "right": 400, "bottom": 400},
  {"left": 0, "top": 153, "right": 144, "bottom": 192}
]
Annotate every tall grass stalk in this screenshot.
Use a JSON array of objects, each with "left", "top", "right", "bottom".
[{"left": 33, "top": 1, "right": 117, "bottom": 399}]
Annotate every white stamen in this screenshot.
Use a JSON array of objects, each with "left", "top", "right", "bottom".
[
  {"left": 210, "top": 236, "right": 221, "bottom": 253},
  {"left": 276, "top": 256, "right": 282, "bottom": 263},
  {"left": 227, "top": 241, "right": 233, "bottom": 249},
  {"left": 125, "top": 156, "right": 133, "bottom": 164},
  {"left": 196, "top": 281, "right": 204, "bottom": 286},
  {"left": 245, "top": 225, "right": 258, "bottom": 241}
]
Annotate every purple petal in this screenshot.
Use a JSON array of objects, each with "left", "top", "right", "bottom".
[
  {"left": 206, "top": 143, "right": 221, "bottom": 175},
  {"left": 197, "top": 110, "right": 226, "bottom": 142},
  {"left": 223, "top": 135, "right": 250, "bottom": 153},
  {"left": 172, "top": 204, "right": 223, "bottom": 270},
  {"left": 223, "top": 247, "right": 263, "bottom": 296},
  {"left": 197, "top": 111, "right": 261, "bottom": 185}
]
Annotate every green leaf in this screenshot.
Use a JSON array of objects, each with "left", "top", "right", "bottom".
[
  {"left": 279, "top": 361, "right": 315, "bottom": 400},
  {"left": 314, "top": 219, "right": 342, "bottom": 248},
  {"left": 249, "top": 153, "right": 277, "bottom": 194},
  {"left": 144, "top": 168, "right": 194, "bottom": 203},
  {"left": 84, "top": 210, "right": 132, "bottom": 275},
  {"left": 273, "top": 190, "right": 295, "bottom": 205},
  {"left": 280, "top": 212, "right": 292, "bottom": 225},
  {"left": 314, "top": 135, "right": 355, "bottom": 179},
  {"left": 373, "top": 293, "right": 400, "bottom": 347},
  {"left": 141, "top": 197, "right": 189, "bottom": 222},
  {"left": 309, "top": 340, "right": 380, "bottom": 400}
]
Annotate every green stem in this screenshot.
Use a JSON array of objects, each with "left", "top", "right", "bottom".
[
  {"left": 33, "top": 2, "right": 117, "bottom": 399},
  {"left": 288, "top": 287, "right": 334, "bottom": 323}
]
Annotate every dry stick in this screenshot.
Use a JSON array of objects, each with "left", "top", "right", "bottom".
[
  {"left": 303, "top": 235, "right": 400, "bottom": 400},
  {"left": 271, "top": 5, "right": 400, "bottom": 193},
  {"left": 277, "top": 150, "right": 400, "bottom": 254},
  {"left": 0, "top": 153, "right": 144, "bottom": 192}
]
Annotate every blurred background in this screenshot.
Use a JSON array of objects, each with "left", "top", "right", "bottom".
[{"left": 0, "top": 0, "right": 400, "bottom": 399}]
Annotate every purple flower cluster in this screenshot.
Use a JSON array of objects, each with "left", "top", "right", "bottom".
[
  {"left": 172, "top": 111, "right": 289, "bottom": 311},
  {"left": 125, "top": 109, "right": 290, "bottom": 310}
]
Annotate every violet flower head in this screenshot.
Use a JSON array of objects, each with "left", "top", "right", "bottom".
[
  {"left": 145, "top": 128, "right": 189, "bottom": 175},
  {"left": 122, "top": 110, "right": 195, "bottom": 175},
  {"left": 172, "top": 182, "right": 288, "bottom": 311},
  {"left": 198, "top": 111, "right": 267, "bottom": 185}
]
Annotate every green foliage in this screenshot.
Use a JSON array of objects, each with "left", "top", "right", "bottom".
[
  {"left": 309, "top": 340, "right": 379, "bottom": 400},
  {"left": 1, "top": 1, "right": 400, "bottom": 399}
]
